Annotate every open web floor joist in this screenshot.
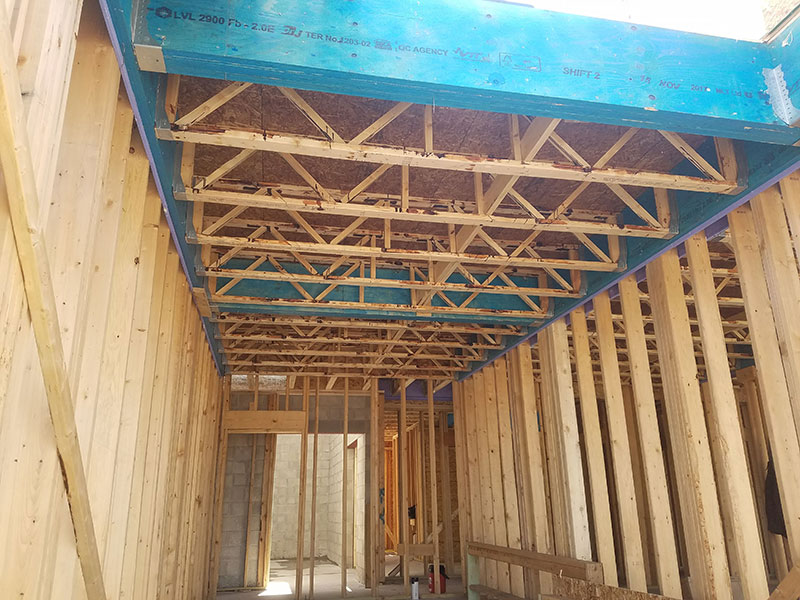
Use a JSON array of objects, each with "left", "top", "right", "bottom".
[{"left": 100, "top": 0, "right": 800, "bottom": 386}]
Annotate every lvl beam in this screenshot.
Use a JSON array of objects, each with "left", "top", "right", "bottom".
[{"left": 131, "top": 0, "right": 800, "bottom": 144}]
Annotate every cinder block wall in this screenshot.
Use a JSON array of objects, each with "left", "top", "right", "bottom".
[
  {"left": 218, "top": 433, "right": 266, "bottom": 589},
  {"left": 324, "top": 432, "right": 366, "bottom": 576},
  {"left": 217, "top": 391, "right": 373, "bottom": 589},
  {"left": 270, "top": 434, "right": 333, "bottom": 559}
]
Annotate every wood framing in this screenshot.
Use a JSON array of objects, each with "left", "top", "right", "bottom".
[
  {"left": 646, "top": 250, "right": 731, "bottom": 600},
  {"left": 223, "top": 409, "right": 306, "bottom": 433},
  {"left": 11, "top": 4, "right": 800, "bottom": 600},
  {"left": 684, "top": 233, "right": 768, "bottom": 600}
]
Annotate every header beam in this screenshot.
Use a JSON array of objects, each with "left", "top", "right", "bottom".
[{"left": 132, "top": 0, "right": 799, "bottom": 144}]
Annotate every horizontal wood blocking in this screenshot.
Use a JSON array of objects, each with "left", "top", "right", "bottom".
[
  {"left": 468, "top": 542, "right": 603, "bottom": 583},
  {"left": 222, "top": 409, "right": 306, "bottom": 433}
]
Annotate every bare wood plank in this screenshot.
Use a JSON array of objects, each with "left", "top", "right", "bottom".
[
  {"left": 342, "top": 377, "right": 350, "bottom": 597},
  {"left": 493, "top": 358, "right": 526, "bottom": 597},
  {"left": 350, "top": 102, "right": 412, "bottom": 146},
  {"left": 278, "top": 87, "right": 342, "bottom": 142},
  {"left": 607, "top": 184, "right": 661, "bottom": 228},
  {"left": 569, "top": 306, "right": 617, "bottom": 586},
  {"left": 223, "top": 410, "right": 306, "bottom": 433},
  {"left": 685, "top": 232, "right": 768, "bottom": 600},
  {"left": 428, "top": 381, "right": 442, "bottom": 593},
  {"left": 539, "top": 320, "right": 591, "bottom": 560},
  {"left": 483, "top": 369, "right": 513, "bottom": 592},
  {"left": 618, "top": 276, "right": 682, "bottom": 598},
  {"left": 199, "top": 148, "right": 255, "bottom": 189},
  {"left": 751, "top": 187, "right": 800, "bottom": 457},
  {"left": 768, "top": 565, "right": 800, "bottom": 600},
  {"left": 438, "top": 411, "right": 455, "bottom": 574},
  {"left": 473, "top": 371, "right": 500, "bottom": 588},
  {"left": 295, "top": 377, "right": 310, "bottom": 597},
  {"left": 399, "top": 382, "right": 411, "bottom": 592},
  {"left": 208, "top": 379, "right": 230, "bottom": 597},
  {"left": 594, "top": 291, "right": 648, "bottom": 592},
  {"left": 508, "top": 344, "right": 551, "bottom": 555},
  {"left": 183, "top": 188, "right": 672, "bottom": 239},
  {"left": 549, "top": 574, "right": 681, "bottom": 600},
  {"left": 162, "top": 127, "right": 741, "bottom": 194},
  {"left": 778, "top": 173, "right": 800, "bottom": 261},
  {"left": 397, "top": 543, "right": 435, "bottom": 555},
  {"left": 737, "top": 368, "right": 789, "bottom": 580},
  {"left": 467, "top": 542, "right": 603, "bottom": 583},
  {"left": 729, "top": 204, "right": 800, "bottom": 564},
  {"left": 370, "top": 379, "right": 381, "bottom": 595},
  {"left": 165, "top": 74, "right": 181, "bottom": 122},
  {"left": 0, "top": 9, "right": 107, "bottom": 598},
  {"left": 309, "top": 380, "right": 320, "bottom": 597},
  {"left": 658, "top": 130, "right": 724, "bottom": 180},
  {"left": 646, "top": 250, "right": 731, "bottom": 600},
  {"left": 452, "top": 382, "right": 471, "bottom": 591}
]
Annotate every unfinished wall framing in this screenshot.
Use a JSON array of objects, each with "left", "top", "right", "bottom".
[
  {"left": 455, "top": 174, "right": 800, "bottom": 600},
  {"left": 3, "top": 2, "right": 800, "bottom": 600},
  {"left": 0, "top": 4, "right": 222, "bottom": 599}
]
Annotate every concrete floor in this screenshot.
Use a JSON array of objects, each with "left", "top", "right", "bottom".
[{"left": 216, "top": 557, "right": 466, "bottom": 600}]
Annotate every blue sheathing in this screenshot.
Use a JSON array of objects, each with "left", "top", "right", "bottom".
[
  {"left": 99, "top": 0, "right": 227, "bottom": 375},
  {"left": 768, "top": 14, "right": 800, "bottom": 125},
  {"left": 379, "top": 379, "right": 452, "bottom": 403},
  {"left": 130, "top": 0, "right": 800, "bottom": 144}
]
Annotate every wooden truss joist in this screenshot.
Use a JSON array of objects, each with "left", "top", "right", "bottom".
[
  {"left": 229, "top": 369, "right": 453, "bottom": 382},
  {"left": 179, "top": 188, "right": 672, "bottom": 240},
  {"left": 195, "top": 233, "right": 621, "bottom": 273},
  {"left": 225, "top": 348, "right": 471, "bottom": 363},
  {"left": 201, "top": 266, "right": 581, "bottom": 298},
  {"left": 220, "top": 335, "right": 497, "bottom": 352},
  {"left": 202, "top": 180, "right": 635, "bottom": 225},
  {"left": 227, "top": 361, "right": 458, "bottom": 375},
  {"left": 204, "top": 216, "right": 587, "bottom": 253},
  {"left": 211, "top": 293, "right": 547, "bottom": 320},
  {"left": 159, "top": 128, "right": 738, "bottom": 194},
  {"left": 213, "top": 315, "right": 521, "bottom": 335}
]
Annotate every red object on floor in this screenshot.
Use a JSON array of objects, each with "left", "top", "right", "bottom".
[{"left": 428, "top": 567, "right": 446, "bottom": 593}]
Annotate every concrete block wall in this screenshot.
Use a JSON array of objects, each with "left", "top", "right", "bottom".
[
  {"left": 354, "top": 433, "right": 367, "bottom": 582},
  {"left": 219, "top": 433, "right": 266, "bottom": 589},
  {"left": 218, "top": 390, "right": 374, "bottom": 588},
  {"left": 270, "top": 434, "right": 335, "bottom": 559}
]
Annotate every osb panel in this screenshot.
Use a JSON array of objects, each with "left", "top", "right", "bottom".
[{"left": 180, "top": 75, "right": 711, "bottom": 220}]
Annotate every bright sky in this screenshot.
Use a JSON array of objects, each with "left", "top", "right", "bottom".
[{"left": 504, "top": 0, "right": 769, "bottom": 40}]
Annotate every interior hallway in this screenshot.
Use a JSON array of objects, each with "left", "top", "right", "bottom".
[{"left": 216, "top": 557, "right": 466, "bottom": 600}]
